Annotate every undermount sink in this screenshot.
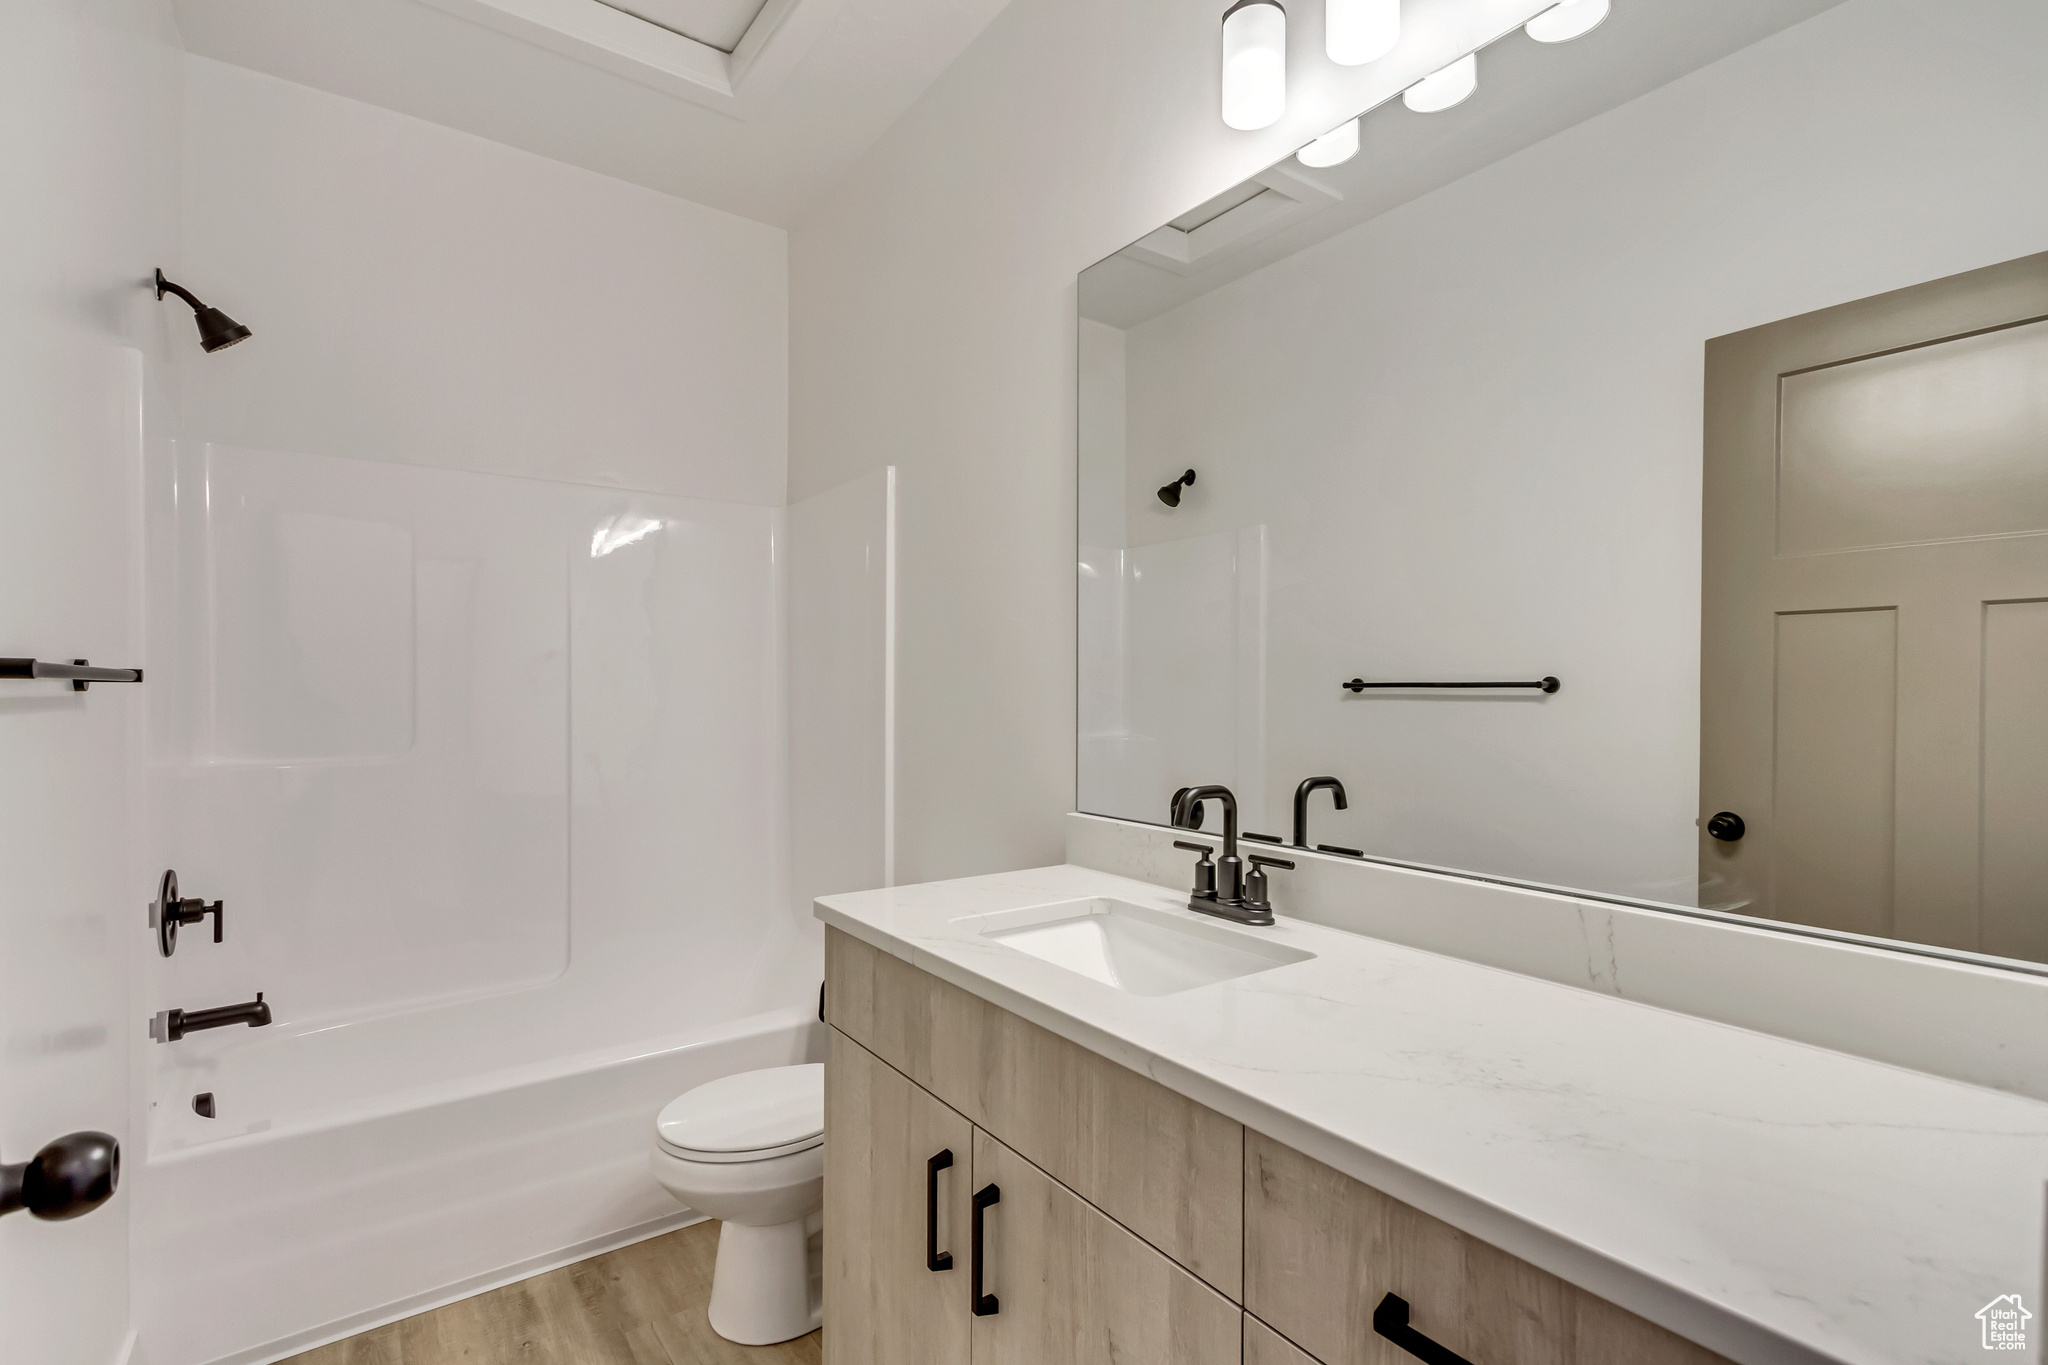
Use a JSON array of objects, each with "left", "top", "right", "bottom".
[{"left": 971, "top": 897, "right": 1313, "bottom": 996}]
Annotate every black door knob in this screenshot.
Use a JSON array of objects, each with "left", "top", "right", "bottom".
[
  {"left": 1707, "top": 811, "right": 1746, "bottom": 843},
  {"left": 0, "top": 1131, "right": 120, "bottom": 1220}
]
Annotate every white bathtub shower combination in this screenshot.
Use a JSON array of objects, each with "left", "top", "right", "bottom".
[{"left": 133, "top": 442, "right": 881, "bottom": 1365}]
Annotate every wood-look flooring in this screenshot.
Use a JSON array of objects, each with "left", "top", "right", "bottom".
[{"left": 282, "top": 1221, "right": 821, "bottom": 1365}]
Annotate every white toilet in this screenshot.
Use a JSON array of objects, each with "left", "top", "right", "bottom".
[{"left": 649, "top": 1063, "right": 825, "bottom": 1345}]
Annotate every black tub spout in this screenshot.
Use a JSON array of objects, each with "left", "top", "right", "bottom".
[{"left": 151, "top": 993, "right": 272, "bottom": 1044}]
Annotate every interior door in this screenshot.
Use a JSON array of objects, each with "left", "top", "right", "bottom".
[
  {"left": 0, "top": 4, "right": 167, "bottom": 1358},
  {"left": 1702, "top": 251, "right": 2048, "bottom": 956},
  {"left": 824, "top": 1029, "right": 973, "bottom": 1365}
]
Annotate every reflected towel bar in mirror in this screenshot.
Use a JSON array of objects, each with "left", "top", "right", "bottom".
[
  {"left": 0, "top": 658, "right": 144, "bottom": 691},
  {"left": 1344, "top": 676, "right": 1559, "bottom": 693}
]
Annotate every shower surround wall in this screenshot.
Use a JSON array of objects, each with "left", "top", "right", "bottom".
[{"left": 139, "top": 59, "right": 818, "bottom": 1365}]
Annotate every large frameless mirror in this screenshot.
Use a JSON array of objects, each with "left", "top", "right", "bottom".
[{"left": 1076, "top": 0, "right": 2048, "bottom": 969}]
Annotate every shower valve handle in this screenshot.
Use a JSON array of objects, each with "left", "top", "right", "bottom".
[{"left": 151, "top": 870, "right": 224, "bottom": 957}]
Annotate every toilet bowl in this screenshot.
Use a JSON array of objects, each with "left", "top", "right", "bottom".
[{"left": 649, "top": 1063, "right": 825, "bottom": 1345}]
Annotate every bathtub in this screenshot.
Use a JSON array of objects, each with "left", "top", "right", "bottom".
[{"left": 135, "top": 1002, "right": 825, "bottom": 1365}]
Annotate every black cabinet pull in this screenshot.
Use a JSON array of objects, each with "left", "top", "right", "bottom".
[
  {"left": 970, "top": 1182, "right": 1001, "bottom": 1316},
  {"left": 926, "top": 1149, "right": 955, "bottom": 1271},
  {"left": 1373, "top": 1294, "right": 1475, "bottom": 1365}
]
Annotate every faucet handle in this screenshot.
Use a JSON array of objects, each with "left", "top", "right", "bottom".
[
  {"left": 1243, "top": 854, "right": 1295, "bottom": 916},
  {"left": 1173, "top": 840, "right": 1218, "bottom": 901}
]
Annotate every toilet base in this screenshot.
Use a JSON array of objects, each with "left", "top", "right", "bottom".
[{"left": 707, "top": 1216, "right": 823, "bottom": 1346}]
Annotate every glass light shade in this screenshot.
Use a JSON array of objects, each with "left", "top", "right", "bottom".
[
  {"left": 1526, "top": 0, "right": 1610, "bottom": 43},
  {"left": 1402, "top": 51, "right": 1476, "bottom": 113},
  {"left": 1221, "top": 0, "right": 1287, "bottom": 132},
  {"left": 1326, "top": 0, "right": 1398, "bottom": 66},
  {"left": 1296, "top": 118, "right": 1360, "bottom": 168}
]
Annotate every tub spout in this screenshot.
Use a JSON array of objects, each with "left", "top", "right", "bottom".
[{"left": 152, "top": 993, "right": 272, "bottom": 1044}]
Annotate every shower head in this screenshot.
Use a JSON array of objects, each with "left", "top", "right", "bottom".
[
  {"left": 1157, "top": 469, "right": 1197, "bottom": 508},
  {"left": 156, "top": 270, "right": 251, "bottom": 353}
]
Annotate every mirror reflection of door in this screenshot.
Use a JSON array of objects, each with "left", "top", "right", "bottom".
[{"left": 1702, "top": 251, "right": 2048, "bottom": 956}]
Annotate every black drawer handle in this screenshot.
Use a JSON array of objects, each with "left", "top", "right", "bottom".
[
  {"left": 926, "top": 1149, "right": 955, "bottom": 1271},
  {"left": 1374, "top": 1294, "right": 1475, "bottom": 1365},
  {"left": 971, "top": 1182, "right": 1001, "bottom": 1316}
]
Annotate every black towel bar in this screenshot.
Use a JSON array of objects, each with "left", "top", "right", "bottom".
[
  {"left": 0, "top": 659, "right": 143, "bottom": 691},
  {"left": 1344, "top": 676, "right": 1558, "bottom": 694}
]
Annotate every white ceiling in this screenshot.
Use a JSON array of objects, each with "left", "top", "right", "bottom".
[
  {"left": 602, "top": 0, "right": 767, "bottom": 53},
  {"left": 1081, "top": 0, "right": 1852, "bottom": 328},
  {"left": 170, "top": 0, "right": 1017, "bottom": 226}
]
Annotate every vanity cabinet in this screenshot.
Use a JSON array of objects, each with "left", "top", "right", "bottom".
[
  {"left": 969, "top": 1126, "right": 1239, "bottom": 1365},
  {"left": 823, "top": 927, "right": 1732, "bottom": 1365},
  {"left": 1243, "top": 1133, "right": 1732, "bottom": 1365},
  {"left": 824, "top": 924, "right": 1242, "bottom": 1295},
  {"left": 823, "top": 1029, "right": 973, "bottom": 1365}
]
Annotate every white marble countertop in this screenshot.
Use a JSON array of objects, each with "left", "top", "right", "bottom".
[{"left": 816, "top": 863, "right": 2048, "bottom": 1365}]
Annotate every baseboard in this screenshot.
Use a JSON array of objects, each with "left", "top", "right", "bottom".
[{"left": 194, "top": 1210, "right": 706, "bottom": 1365}]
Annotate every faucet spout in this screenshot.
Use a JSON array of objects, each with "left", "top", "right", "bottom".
[
  {"left": 1292, "top": 776, "right": 1349, "bottom": 848},
  {"left": 1177, "top": 785, "right": 1249, "bottom": 913},
  {"left": 151, "top": 993, "right": 272, "bottom": 1044}
]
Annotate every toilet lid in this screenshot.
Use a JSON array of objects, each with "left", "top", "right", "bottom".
[{"left": 656, "top": 1063, "right": 824, "bottom": 1159}]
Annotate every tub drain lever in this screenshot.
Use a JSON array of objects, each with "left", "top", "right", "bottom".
[{"left": 150, "top": 870, "right": 224, "bottom": 957}]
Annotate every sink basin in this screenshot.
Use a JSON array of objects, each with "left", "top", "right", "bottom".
[{"left": 970, "top": 897, "right": 1313, "bottom": 996}]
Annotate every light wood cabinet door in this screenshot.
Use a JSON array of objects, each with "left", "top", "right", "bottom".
[
  {"left": 967, "top": 1128, "right": 1240, "bottom": 1365},
  {"left": 1244, "top": 1133, "right": 1732, "bottom": 1365},
  {"left": 827, "top": 927, "right": 1243, "bottom": 1297},
  {"left": 1247, "top": 1314, "right": 1323, "bottom": 1365},
  {"left": 824, "top": 1029, "right": 973, "bottom": 1365}
]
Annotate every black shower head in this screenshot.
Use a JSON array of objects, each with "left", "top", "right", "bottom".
[
  {"left": 1157, "top": 469, "right": 1197, "bottom": 508},
  {"left": 156, "top": 270, "right": 251, "bottom": 354}
]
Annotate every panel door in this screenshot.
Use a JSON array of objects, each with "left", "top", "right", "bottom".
[
  {"left": 969, "top": 1128, "right": 1240, "bottom": 1365},
  {"left": 824, "top": 1029, "right": 973, "bottom": 1365},
  {"left": 1703, "top": 250, "right": 2048, "bottom": 955}
]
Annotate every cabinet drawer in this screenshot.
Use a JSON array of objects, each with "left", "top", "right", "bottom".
[
  {"left": 1244, "top": 1133, "right": 1732, "bottom": 1365},
  {"left": 825, "top": 927, "right": 1243, "bottom": 1296},
  {"left": 969, "top": 1128, "right": 1239, "bottom": 1365},
  {"left": 825, "top": 1029, "right": 973, "bottom": 1365}
]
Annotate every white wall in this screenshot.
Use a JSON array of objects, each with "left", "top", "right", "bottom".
[
  {"left": 795, "top": 0, "right": 2048, "bottom": 895},
  {"left": 788, "top": 468, "right": 896, "bottom": 924},
  {"left": 790, "top": 0, "right": 1559, "bottom": 885},
  {"left": 1103, "top": 0, "right": 2048, "bottom": 902},
  {"left": 0, "top": 4, "right": 182, "bottom": 1363},
  {"left": 177, "top": 56, "right": 788, "bottom": 503}
]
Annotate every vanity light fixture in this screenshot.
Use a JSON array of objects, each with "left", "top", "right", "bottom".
[
  {"left": 1402, "top": 51, "right": 1476, "bottom": 113},
  {"left": 1221, "top": 0, "right": 1287, "bottom": 131},
  {"left": 1297, "top": 118, "right": 1360, "bottom": 168},
  {"left": 1526, "top": 0, "right": 1610, "bottom": 43},
  {"left": 1325, "top": 0, "right": 1398, "bottom": 66}
]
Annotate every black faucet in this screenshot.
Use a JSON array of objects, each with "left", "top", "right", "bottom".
[
  {"left": 151, "top": 994, "right": 272, "bottom": 1044},
  {"left": 1292, "top": 776, "right": 1349, "bottom": 849},
  {"left": 1169, "top": 785, "right": 1288, "bottom": 925}
]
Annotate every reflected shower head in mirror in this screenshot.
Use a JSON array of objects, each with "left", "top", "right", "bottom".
[
  {"left": 1527, "top": 0, "right": 1610, "bottom": 43},
  {"left": 1403, "top": 51, "right": 1477, "bottom": 113},
  {"left": 1158, "top": 469, "right": 1197, "bottom": 507},
  {"left": 155, "top": 269, "right": 251, "bottom": 353}
]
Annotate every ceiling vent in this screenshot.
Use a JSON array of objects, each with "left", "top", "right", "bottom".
[{"left": 421, "top": 0, "right": 846, "bottom": 117}]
